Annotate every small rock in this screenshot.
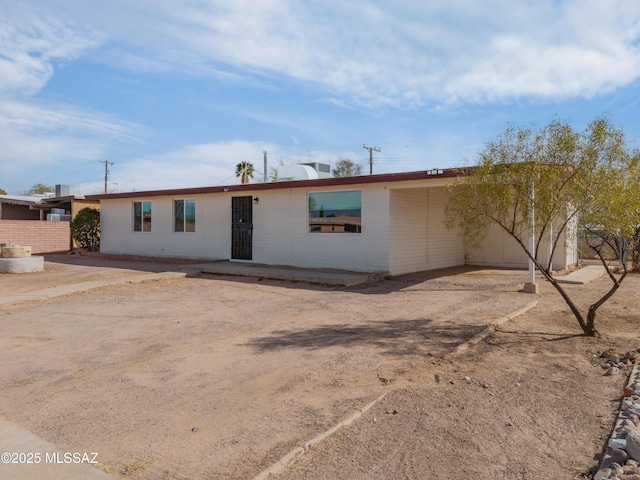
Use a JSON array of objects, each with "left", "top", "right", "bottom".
[
  {"left": 606, "top": 367, "right": 620, "bottom": 376},
  {"left": 626, "top": 385, "right": 636, "bottom": 397},
  {"left": 609, "top": 438, "right": 627, "bottom": 450},
  {"left": 610, "top": 354, "right": 621, "bottom": 364},
  {"left": 191, "top": 427, "right": 198, "bottom": 433},
  {"left": 482, "top": 383, "right": 489, "bottom": 389},
  {"left": 629, "top": 405, "right": 640, "bottom": 417},
  {"left": 602, "top": 362, "right": 613, "bottom": 369},
  {"left": 628, "top": 429, "right": 640, "bottom": 462},
  {"left": 464, "top": 376, "right": 471, "bottom": 383},
  {"left": 593, "top": 468, "right": 611, "bottom": 480},
  {"left": 610, "top": 448, "right": 629, "bottom": 465}
]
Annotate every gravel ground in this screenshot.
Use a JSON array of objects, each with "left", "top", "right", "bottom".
[{"left": 0, "top": 257, "right": 638, "bottom": 479}]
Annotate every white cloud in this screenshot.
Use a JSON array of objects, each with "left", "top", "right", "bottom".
[
  {"left": 112, "top": 141, "right": 276, "bottom": 192},
  {"left": 0, "top": 3, "right": 101, "bottom": 95},
  {"left": 0, "top": 97, "right": 145, "bottom": 194},
  {"left": 35, "top": 0, "right": 640, "bottom": 107},
  {"left": 0, "top": 99, "right": 143, "bottom": 142}
]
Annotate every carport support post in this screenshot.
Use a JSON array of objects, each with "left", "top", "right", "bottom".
[{"left": 523, "top": 180, "right": 539, "bottom": 294}]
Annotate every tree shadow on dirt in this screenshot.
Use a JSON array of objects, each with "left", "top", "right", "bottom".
[{"left": 245, "top": 318, "right": 484, "bottom": 356}]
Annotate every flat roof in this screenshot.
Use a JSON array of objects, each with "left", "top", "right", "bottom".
[
  {"left": 87, "top": 168, "right": 469, "bottom": 201},
  {"left": 0, "top": 195, "right": 42, "bottom": 206}
]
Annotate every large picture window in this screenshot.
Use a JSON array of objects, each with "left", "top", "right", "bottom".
[
  {"left": 174, "top": 199, "right": 196, "bottom": 232},
  {"left": 133, "top": 201, "right": 152, "bottom": 232},
  {"left": 308, "top": 190, "right": 361, "bottom": 233}
]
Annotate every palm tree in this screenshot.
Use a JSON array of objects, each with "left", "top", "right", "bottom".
[{"left": 235, "top": 161, "right": 254, "bottom": 184}]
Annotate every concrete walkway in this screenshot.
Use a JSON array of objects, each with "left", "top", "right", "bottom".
[
  {"left": 0, "top": 417, "right": 117, "bottom": 480},
  {"left": 189, "top": 261, "right": 385, "bottom": 287},
  {"left": 554, "top": 264, "right": 607, "bottom": 285},
  {"left": 0, "top": 260, "right": 382, "bottom": 310},
  {"left": 0, "top": 271, "right": 188, "bottom": 308}
]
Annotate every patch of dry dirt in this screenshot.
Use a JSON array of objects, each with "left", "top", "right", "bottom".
[
  {"left": 0, "top": 259, "right": 638, "bottom": 480},
  {"left": 278, "top": 275, "right": 640, "bottom": 480}
]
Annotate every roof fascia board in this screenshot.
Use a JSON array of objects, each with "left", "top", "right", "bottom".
[{"left": 88, "top": 168, "right": 469, "bottom": 201}]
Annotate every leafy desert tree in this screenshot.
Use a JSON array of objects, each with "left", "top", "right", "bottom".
[
  {"left": 236, "top": 161, "right": 255, "bottom": 184},
  {"left": 333, "top": 159, "right": 362, "bottom": 177},
  {"left": 24, "top": 183, "right": 54, "bottom": 195},
  {"left": 445, "top": 116, "right": 640, "bottom": 337},
  {"left": 70, "top": 208, "right": 101, "bottom": 252},
  {"left": 0, "top": 188, "right": 6, "bottom": 195}
]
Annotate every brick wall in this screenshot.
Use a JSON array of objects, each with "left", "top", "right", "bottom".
[{"left": 0, "top": 220, "right": 71, "bottom": 254}]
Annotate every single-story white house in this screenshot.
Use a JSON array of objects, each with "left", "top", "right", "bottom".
[{"left": 88, "top": 169, "right": 577, "bottom": 276}]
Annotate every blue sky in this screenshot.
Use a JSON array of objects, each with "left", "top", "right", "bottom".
[{"left": 1, "top": 0, "right": 639, "bottom": 195}]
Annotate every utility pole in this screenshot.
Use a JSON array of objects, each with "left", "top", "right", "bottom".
[
  {"left": 98, "top": 159, "right": 114, "bottom": 194},
  {"left": 363, "top": 145, "right": 381, "bottom": 175},
  {"left": 263, "top": 150, "right": 268, "bottom": 182}
]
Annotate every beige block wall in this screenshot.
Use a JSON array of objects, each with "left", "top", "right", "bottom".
[{"left": 0, "top": 220, "right": 70, "bottom": 254}]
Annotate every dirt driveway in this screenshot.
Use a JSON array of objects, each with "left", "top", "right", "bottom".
[{"left": 0, "top": 257, "right": 541, "bottom": 479}]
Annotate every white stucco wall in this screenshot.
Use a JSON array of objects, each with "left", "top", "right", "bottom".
[{"left": 389, "top": 187, "right": 466, "bottom": 276}]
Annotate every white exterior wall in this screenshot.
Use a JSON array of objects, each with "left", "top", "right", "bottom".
[
  {"left": 99, "top": 177, "right": 577, "bottom": 275},
  {"left": 389, "top": 187, "right": 465, "bottom": 276},
  {"left": 100, "top": 194, "right": 231, "bottom": 259},
  {"left": 466, "top": 221, "right": 577, "bottom": 270},
  {"left": 100, "top": 185, "right": 391, "bottom": 273},
  {"left": 251, "top": 184, "right": 389, "bottom": 272}
]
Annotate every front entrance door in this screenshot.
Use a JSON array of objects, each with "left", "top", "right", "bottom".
[{"left": 231, "top": 196, "right": 253, "bottom": 260}]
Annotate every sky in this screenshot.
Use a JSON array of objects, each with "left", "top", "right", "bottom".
[{"left": 1, "top": 0, "right": 640, "bottom": 195}]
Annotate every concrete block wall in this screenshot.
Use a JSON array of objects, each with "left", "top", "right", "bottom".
[{"left": 0, "top": 220, "right": 70, "bottom": 254}]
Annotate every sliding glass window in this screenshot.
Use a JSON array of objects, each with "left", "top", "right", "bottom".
[
  {"left": 174, "top": 199, "right": 196, "bottom": 232},
  {"left": 133, "top": 201, "right": 152, "bottom": 232}
]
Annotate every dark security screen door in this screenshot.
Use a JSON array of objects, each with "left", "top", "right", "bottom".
[{"left": 231, "top": 196, "right": 253, "bottom": 260}]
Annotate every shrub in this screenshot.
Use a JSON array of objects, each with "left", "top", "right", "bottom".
[{"left": 70, "top": 208, "right": 101, "bottom": 252}]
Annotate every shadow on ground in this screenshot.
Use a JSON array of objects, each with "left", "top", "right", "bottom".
[{"left": 245, "top": 318, "right": 484, "bottom": 356}]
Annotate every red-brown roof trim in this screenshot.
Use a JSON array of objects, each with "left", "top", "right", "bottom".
[{"left": 86, "top": 167, "right": 470, "bottom": 201}]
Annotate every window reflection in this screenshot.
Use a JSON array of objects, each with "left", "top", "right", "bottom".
[{"left": 308, "top": 190, "right": 361, "bottom": 233}]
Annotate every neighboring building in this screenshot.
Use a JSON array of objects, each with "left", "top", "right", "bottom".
[
  {"left": 0, "top": 196, "right": 46, "bottom": 220},
  {"left": 0, "top": 187, "right": 100, "bottom": 252},
  {"left": 88, "top": 169, "right": 578, "bottom": 276},
  {"left": 0, "top": 187, "right": 100, "bottom": 221}
]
